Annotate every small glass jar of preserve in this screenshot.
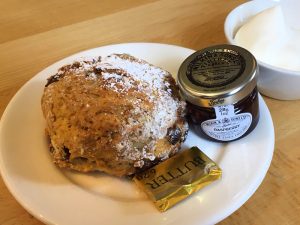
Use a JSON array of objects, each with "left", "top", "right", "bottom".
[{"left": 178, "top": 44, "right": 259, "bottom": 142}]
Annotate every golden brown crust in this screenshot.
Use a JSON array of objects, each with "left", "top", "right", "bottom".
[{"left": 41, "top": 54, "right": 188, "bottom": 176}]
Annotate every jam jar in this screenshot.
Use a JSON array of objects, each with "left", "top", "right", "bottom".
[{"left": 178, "top": 44, "right": 259, "bottom": 142}]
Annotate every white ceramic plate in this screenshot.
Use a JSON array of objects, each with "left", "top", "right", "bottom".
[{"left": 0, "top": 43, "right": 274, "bottom": 225}]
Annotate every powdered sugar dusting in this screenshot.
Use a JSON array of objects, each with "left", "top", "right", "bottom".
[
  {"left": 98, "top": 54, "right": 182, "bottom": 166},
  {"left": 102, "top": 55, "right": 167, "bottom": 90},
  {"left": 49, "top": 53, "right": 186, "bottom": 168}
]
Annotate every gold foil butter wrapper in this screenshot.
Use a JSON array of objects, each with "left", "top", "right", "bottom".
[{"left": 133, "top": 146, "right": 222, "bottom": 212}]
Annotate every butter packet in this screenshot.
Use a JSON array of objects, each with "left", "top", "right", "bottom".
[{"left": 133, "top": 146, "right": 222, "bottom": 212}]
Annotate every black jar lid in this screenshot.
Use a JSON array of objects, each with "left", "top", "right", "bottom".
[{"left": 178, "top": 44, "right": 258, "bottom": 107}]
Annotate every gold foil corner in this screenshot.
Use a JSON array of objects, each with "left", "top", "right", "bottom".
[{"left": 133, "top": 146, "right": 222, "bottom": 212}]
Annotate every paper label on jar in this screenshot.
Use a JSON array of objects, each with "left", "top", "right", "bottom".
[{"left": 201, "top": 105, "right": 252, "bottom": 141}]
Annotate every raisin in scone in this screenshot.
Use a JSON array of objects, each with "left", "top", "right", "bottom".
[{"left": 41, "top": 54, "right": 188, "bottom": 176}]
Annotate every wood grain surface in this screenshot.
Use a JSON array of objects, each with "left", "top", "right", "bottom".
[{"left": 0, "top": 0, "right": 299, "bottom": 224}]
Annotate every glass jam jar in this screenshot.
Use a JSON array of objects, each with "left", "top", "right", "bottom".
[{"left": 178, "top": 44, "right": 259, "bottom": 142}]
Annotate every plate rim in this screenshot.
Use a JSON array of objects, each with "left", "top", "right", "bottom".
[{"left": 0, "top": 42, "right": 275, "bottom": 225}]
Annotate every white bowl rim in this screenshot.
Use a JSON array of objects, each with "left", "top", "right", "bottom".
[{"left": 224, "top": 0, "right": 300, "bottom": 76}]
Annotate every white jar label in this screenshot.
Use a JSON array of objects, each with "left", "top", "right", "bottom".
[{"left": 201, "top": 105, "right": 252, "bottom": 141}]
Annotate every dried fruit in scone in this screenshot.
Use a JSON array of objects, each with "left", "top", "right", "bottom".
[{"left": 41, "top": 54, "right": 188, "bottom": 176}]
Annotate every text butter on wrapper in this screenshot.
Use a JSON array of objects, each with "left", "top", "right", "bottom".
[{"left": 133, "top": 146, "right": 222, "bottom": 212}]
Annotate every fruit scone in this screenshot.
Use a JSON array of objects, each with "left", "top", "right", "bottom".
[{"left": 41, "top": 53, "right": 188, "bottom": 176}]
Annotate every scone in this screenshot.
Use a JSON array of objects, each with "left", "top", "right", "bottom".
[{"left": 41, "top": 54, "right": 188, "bottom": 176}]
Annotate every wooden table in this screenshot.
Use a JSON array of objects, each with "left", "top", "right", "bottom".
[{"left": 0, "top": 0, "right": 299, "bottom": 224}]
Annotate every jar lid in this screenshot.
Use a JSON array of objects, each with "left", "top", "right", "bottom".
[{"left": 178, "top": 44, "right": 258, "bottom": 107}]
